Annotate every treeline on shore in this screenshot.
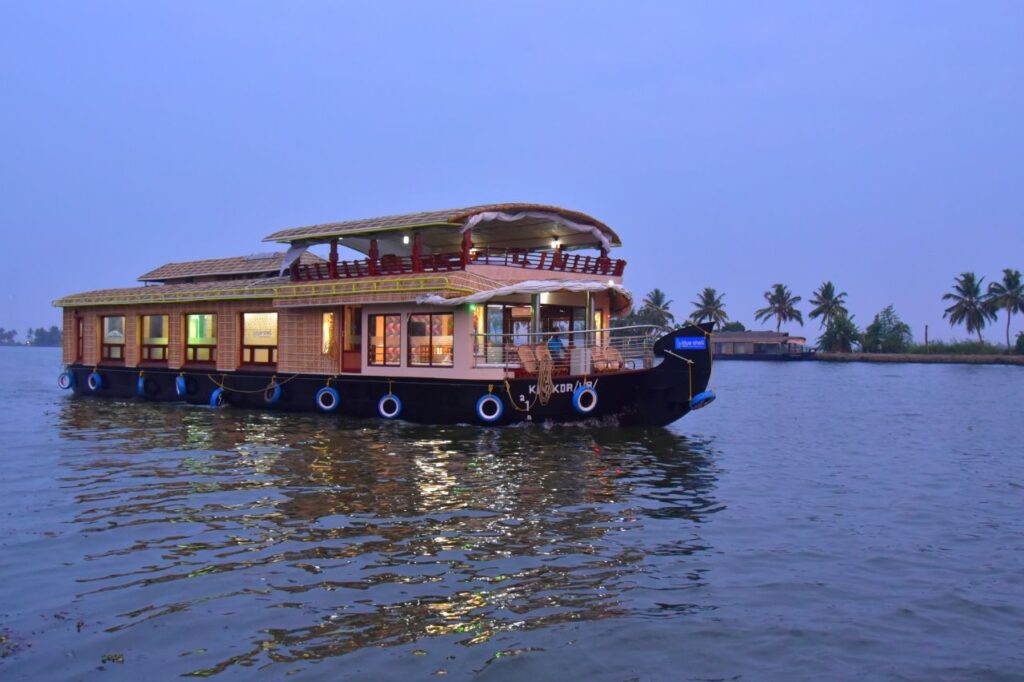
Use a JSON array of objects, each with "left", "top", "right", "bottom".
[
  {"left": 617, "top": 268, "right": 1024, "bottom": 356},
  {"left": 0, "top": 326, "right": 62, "bottom": 347}
]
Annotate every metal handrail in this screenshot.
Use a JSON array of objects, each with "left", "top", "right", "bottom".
[{"left": 470, "top": 325, "right": 664, "bottom": 373}]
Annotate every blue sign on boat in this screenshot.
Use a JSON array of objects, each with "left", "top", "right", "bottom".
[{"left": 674, "top": 336, "right": 707, "bottom": 351}]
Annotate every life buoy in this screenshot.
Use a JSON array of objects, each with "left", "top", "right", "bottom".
[
  {"left": 475, "top": 394, "right": 503, "bottom": 423},
  {"left": 57, "top": 372, "right": 75, "bottom": 390},
  {"left": 316, "top": 387, "right": 339, "bottom": 412},
  {"left": 264, "top": 384, "right": 282, "bottom": 405},
  {"left": 175, "top": 376, "right": 187, "bottom": 397},
  {"left": 689, "top": 390, "right": 716, "bottom": 410},
  {"left": 87, "top": 372, "right": 103, "bottom": 392},
  {"left": 378, "top": 394, "right": 402, "bottom": 419},
  {"left": 210, "top": 387, "right": 226, "bottom": 408},
  {"left": 572, "top": 384, "right": 598, "bottom": 414}
]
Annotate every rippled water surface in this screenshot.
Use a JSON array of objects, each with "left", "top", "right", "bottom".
[{"left": 1, "top": 348, "right": 1022, "bottom": 680}]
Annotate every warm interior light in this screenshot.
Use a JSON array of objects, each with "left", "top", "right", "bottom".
[
  {"left": 402, "top": 235, "right": 410, "bottom": 245},
  {"left": 550, "top": 239, "right": 560, "bottom": 249},
  {"left": 608, "top": 279, "right": 614, "bottom": 286}
]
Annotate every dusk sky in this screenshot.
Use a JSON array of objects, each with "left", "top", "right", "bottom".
[{"left": 2, "top": 2, "right": 1022, "bottom": 342}]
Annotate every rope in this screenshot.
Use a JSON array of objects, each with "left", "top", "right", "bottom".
[
  {"left": 503, "top": 377, "right": 538, "bottom": 413},
  {"left": 536, "top": 351, "right": 553, "bottom": 406},
  {"left": 206, "top": 373, "right": 301, "bottom": 395}
]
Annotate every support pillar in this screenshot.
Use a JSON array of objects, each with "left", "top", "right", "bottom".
[
  {"left": 368, "top": 239, "right": 379, "bottom": 276},
  {"left": 460, "top": 230, "right": 473, "bottom": 268},
  {"left": 412, "top": 233, "right": 423, "bottom": 273}
]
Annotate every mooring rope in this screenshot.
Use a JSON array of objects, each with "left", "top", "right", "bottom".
[{"left": 205, "top": 373, "right": 301, "bottom": 395}]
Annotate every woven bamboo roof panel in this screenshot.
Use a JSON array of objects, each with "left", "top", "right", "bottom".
[
  {"left": 138, "top": 252, "right": 325, "bottom": 282},
  {"left": 262, "top": 203, "right": 621, "bottom": 246},
  {"left": 53, "top": 271, "right": 500, "bottom": 308}
]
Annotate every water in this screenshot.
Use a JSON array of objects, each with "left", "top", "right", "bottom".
[{"left": 1, "top": 347, "right": 1022, "bottom": 680}]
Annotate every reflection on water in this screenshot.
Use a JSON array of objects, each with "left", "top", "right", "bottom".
[{"left": 53, "top": 399, "right": 720, "bottom": 676}]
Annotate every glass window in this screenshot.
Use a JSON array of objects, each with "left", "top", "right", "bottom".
[
  {"left": 187, "top": 314, "right": 216, "bottom": 345},
  {"left": 242, "top": 312, "right": 278, "bottom": 365},
  {"left": 322, "top": 312, "right": 335, "bottom": 356},
  {"left": 368, "top": 314, "right": 401, "bottom": 366},
  {"left": 101, "top": 316, "right": 125, "bottom": 362},
  {"left": 103, "top": 316, "right": 125, "bottom": 344},
  {"left": 142, "top": 315, "right": 168, "bottom": 344},
  {"left": 408, "top": 313, "right": 454, "bottom": 367},
  {"left": 243, "top": 313, "right": 278, "bottom": 346},
  {"left": 186, "top": 314, "right": 217, "bottom": 363},
  {"left": 141, "top": 314, "right": 169, "bottom": 361}
]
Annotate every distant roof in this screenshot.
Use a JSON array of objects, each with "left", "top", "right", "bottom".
[
  {"left": 261, "top": 203, "right": 622, "bottom": 252},
  {"left": 138, "top": 252, "right": 324, "bottom": 282},
  {"left": 715, "top": 331, "right": 805, "bottom": 343}
]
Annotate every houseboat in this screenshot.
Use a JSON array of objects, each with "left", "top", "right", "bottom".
[{"left": 54, "top": 203, "right": 715, "bottom": 426}]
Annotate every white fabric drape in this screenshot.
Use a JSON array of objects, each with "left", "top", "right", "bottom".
[
  {"left": 278, "top": 242, "right": 311, "bottom": 275},
  {"left": 415, "top": 279, "right": 630, "bottom": 308},
  {"left": 461, "top": 211, "right": 611, "bottom": 251}
]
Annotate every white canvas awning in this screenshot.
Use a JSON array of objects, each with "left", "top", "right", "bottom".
[{"left": 416, "top": 279, "right": 632, "bottom": 312}]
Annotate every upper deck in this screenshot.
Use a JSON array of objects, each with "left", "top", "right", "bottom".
[{"left": 263, "top": 203, "right": 627, "bottom": 283}]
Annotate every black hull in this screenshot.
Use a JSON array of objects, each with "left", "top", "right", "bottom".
[{"left": 61, "top": 327, "right": 713, "bottom": 427}]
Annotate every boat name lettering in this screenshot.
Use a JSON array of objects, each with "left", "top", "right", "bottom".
[
  {"left": 674, "top": 337, "right": 706, "bottom": 351},
  {"left": 528, "top": 380, "right": 594, "bottom": 396}
]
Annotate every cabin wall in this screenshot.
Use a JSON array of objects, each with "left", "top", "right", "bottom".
[
  {"left": 62, "top": 308, "right": 76, "bottom": 364},
  {"left": 358, "top": 303, "right": 504, "bottom": 380},
  {"left": 60, "top": 300, "right": 270, "bottom": 371},
  {"left": 278, "top": 307, "right": 341, "bottom": 375}
]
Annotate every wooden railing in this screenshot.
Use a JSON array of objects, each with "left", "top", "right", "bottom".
[{"left": 291, "top": 249, "right": 625, "bottom": 282}]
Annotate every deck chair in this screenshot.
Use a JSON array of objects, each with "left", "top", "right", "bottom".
[
  {"left": 517, "top": 345, "right": 539, "bottom": 374},
  {"left": 603, "top": 346, "right": 624, "bottom": 371}
]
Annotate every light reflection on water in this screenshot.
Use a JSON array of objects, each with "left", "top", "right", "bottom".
[
  {"left": 48, "top": 398, "right": 721, "bottom": 677},
  {"left": 5, "top": 349, "right": 1023, "bottom": 680}
]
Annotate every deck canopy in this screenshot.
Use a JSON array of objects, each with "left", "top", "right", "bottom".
[
  {"left": 138, "top": 252, "right": 324, "bottom": 283},
  {"left": 416, "top": 278, "right": 632, "bottom": 315},
  {"left": 262, "top": 203, "right": 622, "bottom": 263}
]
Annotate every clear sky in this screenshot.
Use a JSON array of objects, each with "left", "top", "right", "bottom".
[{"left": 2, "top": 2, "right": 1022, "bottom": 342}]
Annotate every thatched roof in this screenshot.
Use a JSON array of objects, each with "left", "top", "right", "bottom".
[
  {"left": 138, "top": 252, "right": 324, "bottom": 283},
  {"left": 262, "top": 203, "right": 622, "bottom": 254},
  {"left": 54, "top": 272, "right": 500, "bottom": 308}
]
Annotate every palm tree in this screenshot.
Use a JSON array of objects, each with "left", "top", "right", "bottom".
[
  {"left": 808, "top": 281, "right": 849, "bottom": 329},
  {"left": 817, "top": 312, "right": 860, "bottom": 353},
  {"left": 987, "top": 268, "right": 1024, "bottom": 350},
  {"left": 942, "top": 272, "right": 996, "bottom": 343},
  {"left": 754, "top": 283, "right": 803, "bottom": 332},
  {"left": 689, "top": 287, "right": 729, "bottom": 328},
  {"left": 640, "top": 288, "right": 674, "bottom": 326}
]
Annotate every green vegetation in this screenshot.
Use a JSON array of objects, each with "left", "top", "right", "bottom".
[
  {"left": 27, "top": 327, "right": 62, "bottom": 346},
  {"left": 640, "top": 288, "right": 674, "bottom": 327},
  {"left": 862, "top": 305, "right": 912, "bottom": 353},
  {"left": 689, "top": 287, "right": 729, "bottom": 328},
  {"left": 986, "top": 268, "right": 1024, "bottom": 350},
  {"left": 721, "top": 321, "right": 746, "bottom": 332},
  {"left": 0, "top": 326, "right": 62, "bottom": 347},
  {"left": 818, "top": 313, "right": 861, "bottom": 352},
  {"left": 906, "top": 339, "right": 1007, "bottom": 355},
  {"left": 1016, "top": 332, "right": 1024, "bottom": 354},
  {"left": 942, "top": 272, "right": 996, "bottom": 344},
  {"left": 754, "top": 283, "right": 803, "bottom": 333},
  {"left": 808, "top": 281, "right": 848, "bottom": 329}
]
